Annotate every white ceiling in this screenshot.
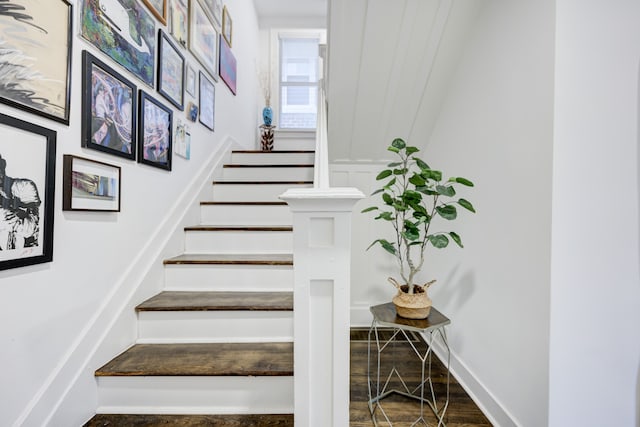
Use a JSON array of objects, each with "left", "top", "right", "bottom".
[
  {"left": 326, "top": 0, "right": 482, "bottom": 163},
  {"left": 253, "top": 0, "right": 328, "bottom": 20}
]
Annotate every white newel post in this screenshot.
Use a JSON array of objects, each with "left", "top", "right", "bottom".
[{"left": 280, "top": 187, "right": 364, "bottom": 427}]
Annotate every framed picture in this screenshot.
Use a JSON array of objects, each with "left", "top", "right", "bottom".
[
  {"left": 142, "top": 0, "right": 167, "bottom": 25},
  {"left": 222, "top": 5, "right": 232, "bottom": 47},
  {"left": 219, "top": 36, "right": 237, "bottom": 95},
  {"left": 63, "top": 155, "right": 121, "bottom": 212},
  {"left": 0, "top": 0, "right": 72, "bottom": 125},
  {"left": 81, "top": 51, "right": 137, "bottom": 161},
  {"left": 0, "top": 114, "right": 56, "bottom": 271},
  {"left": 81, "top": 0, "right": 156, "bottom": 87},
  {"left": 187, "top": 102, "right": 199, "bottom": 122},
  {"left": 199, "top": 71, "right": 215, "bottom": 131},
  {"left": 169, "top": 0, "right": 188, "bottom": 48},
  {"left": 158, "top": 30, "right": 185, "bottom": 110},
  {"left": 189, "top": 0, "right": 219, "bottom": 80},
  {"left": 139, "top": 91, "right": 173, "bottom": 171},
  {"left": 174, "top": 120, "right": 191, "bottom": 159},
  {"left": 186, "top": 64, "right": 197, "bottom": 97},
  {"left": 200, "top": 0, "right": 222, "bottom": 26}
]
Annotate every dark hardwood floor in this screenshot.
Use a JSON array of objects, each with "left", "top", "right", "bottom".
[
  {"left": 349, "top": 328, "right": 492, "bottom": 427},
  {"left": 84, "top": 328, "right": 491, "bottom": 426}
]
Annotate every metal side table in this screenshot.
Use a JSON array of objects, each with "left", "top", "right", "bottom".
[{"left": 368, "top": 303, "right": 451, "bottom": 426}]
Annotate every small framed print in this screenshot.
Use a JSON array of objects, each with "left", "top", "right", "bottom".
[
  {"left": 174, "top": 119, "right": 191, "bottom": 159},
  {"left": 222, "top": 5, "right": 232, "bottom": 47},
  {"left": 138, "top": 91, "right": 173, "bottom": 171},
  {"left": 63, "top": 155, "right": 121, "bottom": 212},
  {"left": 142, "top": 0, "right": 167, "bottom": 25},
  {"left": 82, "top": 51, "right": 137, "bottom": 161},
  {"left": 157, "top": 29, "right": 185, "bottom": 110},
  {"left": 0, "top": 114, "right": 56, "bottom": 271},
  {"left": 169, "top": 0, "right": 188, "bottom": 47},
  {"left": 199, "top": 71, "right": 215, "bottom": 131},
  {"left": 186, "top": 63, "right": 197, "bottom": 97}
]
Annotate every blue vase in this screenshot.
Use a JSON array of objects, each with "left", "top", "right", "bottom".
[{"left": 262, "top": 106, "right": 273, "bottom": 126}]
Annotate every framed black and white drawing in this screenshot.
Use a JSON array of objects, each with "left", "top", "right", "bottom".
[
  {"left": 158, "top": 30, "right": 185, "bottom": 110},
  {"left": 199, "top": 71, "right": 215, "bottom": 131},
  {"left": 0, "top": 0, "right": 73, "bottom": 125},
  {"left": 0, "top": 114, "right": 56, "bottom": 271},
  {"left": 82, "top": 51, "right": 138, "bottom": 161},
  {"left": 62, "top": 155, "right": 121, "bottom": 212},
  {"left": 138, "top": 91, "right": 173, "bottom": 171}
]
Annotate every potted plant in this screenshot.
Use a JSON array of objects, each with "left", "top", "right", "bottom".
[{"left": 362, "top": 138, "right": 475, "bottom": 319}]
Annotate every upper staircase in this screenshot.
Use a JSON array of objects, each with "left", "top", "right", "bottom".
[{"left": 84, "top": 150, "right": 314, "bottom": 426}]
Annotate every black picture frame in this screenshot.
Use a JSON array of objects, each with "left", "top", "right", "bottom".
[
  {"left": 81, "top": 51, "right": 138, "bottom": 161},
  {"left": 0, "top": 0, "right": 73, "bottom": 125},
  {"left": 199, "top": 71, "right": 215, "bottom": 131},
  {"left": 63, "top": 155, "right": 121, "bottom": 212},
  {"left": 138, "top": 91, "right": 173, "bottom": 171},
  {"left": 158, "top": 29, "right": 185, "bottom": 111},
  {"left": 0, "top": 114, "right": 56, "bottom": 271}
]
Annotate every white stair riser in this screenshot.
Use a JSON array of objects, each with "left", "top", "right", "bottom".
[
  {"left": 137, "top": 311, "right": 293, "bottom": 343},
  {"left": 212, "top": 183, "right": 312, "bottom": 202},
  {"left": 184, "top": 230, "right": 292, "bottom": 253},
  {"left": 231, "top": 152, "right": 314, "bottom": 164},
  {"left": 96, "top": 376, "right": 293, "bottom": 415},
  {"left": 200, "top": 204, "right": 292, "bottom": 225},
  {"left": 164, "top": 264, "right": 294, "bottom": 291},
  {"left": 222, "top": 167, "right": 313, "bottom": 182}
]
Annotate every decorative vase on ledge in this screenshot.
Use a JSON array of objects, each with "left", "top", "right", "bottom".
[{"left": 262, "top": 104, "right": 273, "bottom": 126}]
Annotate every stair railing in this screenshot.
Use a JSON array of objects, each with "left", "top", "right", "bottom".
[{"left": 280, "top": 71, "right": 364, "bottom": 425}]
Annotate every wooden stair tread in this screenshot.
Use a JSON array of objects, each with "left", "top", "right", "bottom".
[
  {"left": 84, "top": 413, "right": 294, "bottom": 426},
  {"left": 212, "top": 180, "right": 313, "bottom": 184},
  {"left": 184, "top": 225, "right": 293, "bottom": 232},
  {"left": 137, "top": 291, "right": 293, "bottom": 311},
  {"left": 163, "top": 253, "right": 293, "bottom": 265},
  {"left": 200, "top": 201, "right": 287, "bottom": 205},
  {"left": 223, "top": 164, "right": 313, "bottom": 168},
  {"left": 95, "top": 342, "right": 293, "bottom": 377}
]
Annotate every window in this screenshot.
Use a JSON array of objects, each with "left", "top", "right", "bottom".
[{"left": 279, "top": 37, "right": 319, "bottom": 129}]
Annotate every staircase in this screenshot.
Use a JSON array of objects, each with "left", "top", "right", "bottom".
[{"left": 84, "top": 150, "right": 315, "bottom": 426}]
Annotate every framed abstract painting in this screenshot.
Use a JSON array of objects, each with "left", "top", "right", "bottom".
[
  {"left": 158, "top": 30, "right": 185, "bottom": 110},
  {"left": 189, "top": 0, "right": 219, "bottom": 80},
  {"left": 138, "top": 91, "right": 173, "bottom": 171},
  {"left": 219, "top": 36, "right": 237, "bottom": 95},
  {"left": 81, "top": 51, "right": 137, "bottom": 161},
  {"left": 81, "top": 0, "right": 156, "bottom": 87},
  {"left": 199, "top": 71, "right": 215, "bottom": 131},
  {"left": 0, "top": 114, "right": 56, "bottom": 271},
  {"left": 0, "top": 0, "right": 73, "bottom": 125}
]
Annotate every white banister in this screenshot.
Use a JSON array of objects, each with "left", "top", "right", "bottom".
[
  {"left": 279, "top": 188, "right": 363, "bottom": 426},
  {"left": 313, "top": 84, "right": 330, "bottom": 189}
]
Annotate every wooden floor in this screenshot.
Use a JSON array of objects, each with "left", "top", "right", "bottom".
[{"left": 84, "top": 329, "right": 491, "bottom": 426}]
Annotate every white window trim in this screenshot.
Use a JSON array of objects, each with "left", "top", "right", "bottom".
[{"left": 269, "top": 29, "right": 327, "bottom": 131}]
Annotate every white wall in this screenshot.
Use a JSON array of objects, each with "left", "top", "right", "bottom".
[
  {"left": 0, "top": 0, "right": 260, "bottom": 425},
  {"left": 335, "top": 1, "right": 555, "bottom": 425},
  {"left": 549, "top": 0, "right": 640, "bottom": 425}
]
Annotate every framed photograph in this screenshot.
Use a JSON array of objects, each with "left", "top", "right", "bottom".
[
  {"left": 174, "top": 120, "right": 191, "bottom": 159},
  {"left": 0, "top": 114, "right": 56, "bottom": 271},
  {"left": 0, "top": 0, "right": 72, "bottom": 125},
  {"left": 219, "top": 36, "right": 237, "bottom": 95},
  {"left": 139, "top": 91, "right": 173, "bottom": 171},
  {"left": 187, "top": 101, "right": 199, "bottom": 122},
  {"left": 189, "top": 0, "right": 219, "bottom": 80},
  {"left": 63, "top": 155, "right": 121, "bottom": 212},
  {"left": 82, "top": 51, "right": 137, "bottom": 161},
  {"left": 142, "top": 0, "right": 167, "bottom": 25},
  {"left": 169, "top": 0, "right": 188, "bottom": 47},
  {"left": 199, "top": 71, "right": 215, "bottom": 131},
  {"left": 222, "top": 5, "right": 232, "bottom": 47},
  {"left": 81, "top": 0, "right": 156, "bottom": 87},
  {"left": 185, "top": 64, "right": 197, "bottom": 97},
  {"left": 158, "top": 30, "right": 185, "bottom": 110}
]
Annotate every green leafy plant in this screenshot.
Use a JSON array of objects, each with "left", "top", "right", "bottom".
[{"left": 362, "top": 138, "right": 476, "bottom": 294}]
